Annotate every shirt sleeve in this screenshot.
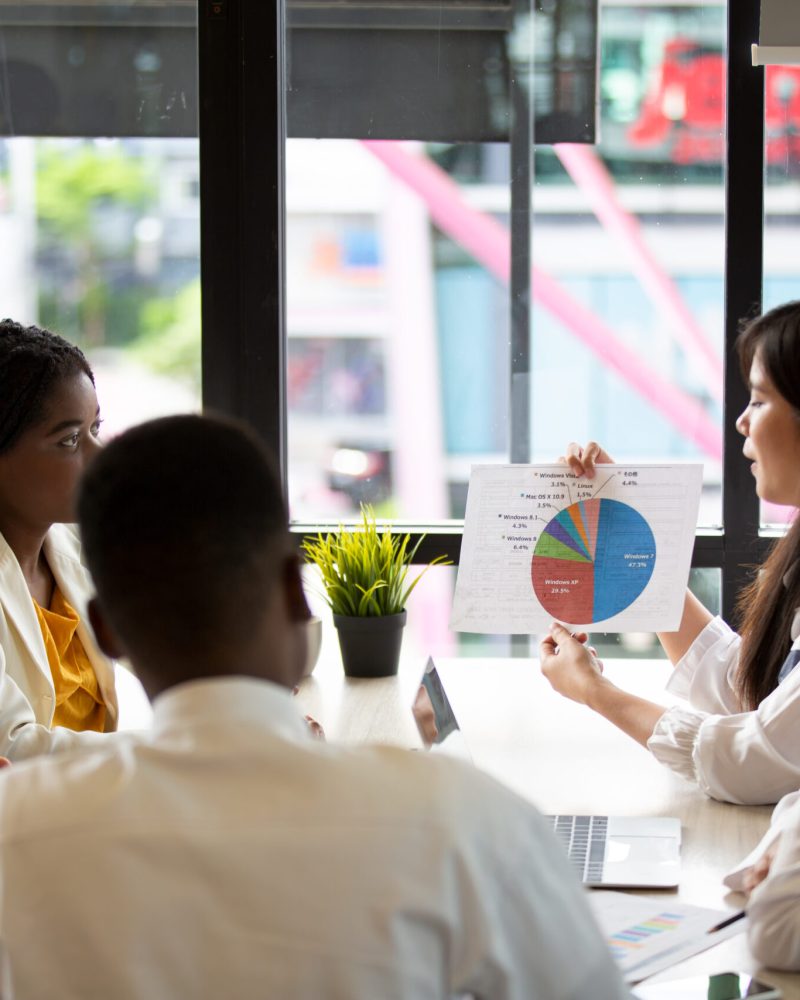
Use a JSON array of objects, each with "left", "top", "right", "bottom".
[
  {"left": 648, "top": 666, "right": 800, "bottom": 804},
  {"left": 447, "top": 767, "right": 630, "bottom": 1000},
  {"left": 646, "top": 706, "right": 705, "bottom": 784},
  {"left": 666, "top": 616, "right": 742, "bottom": 713},
  {"left": 747, "top": 801, "right": 800, "bottom": 970}
]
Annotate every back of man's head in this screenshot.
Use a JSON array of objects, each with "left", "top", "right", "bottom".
[{"left": 78, "top": 414, "right": 297, "bottom": 689}]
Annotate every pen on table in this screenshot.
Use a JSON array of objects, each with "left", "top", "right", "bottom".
[{"left": 707, "top": 910, "right": 746, "bottom": 934}]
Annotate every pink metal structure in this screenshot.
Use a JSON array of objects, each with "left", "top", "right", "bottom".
[
  {"left": 362, "top": 140, "right": 722, "bottom": 461},
  {"left": 554, "top": 143, "right": 722, "bottom": 402}
]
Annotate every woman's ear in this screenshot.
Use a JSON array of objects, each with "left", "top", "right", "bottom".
[
  {"left": 87, "top": 597, "right": 127, "bottom": 659},
  {"left": 283, "top": 554, "right": 312, "bottom": 624}
]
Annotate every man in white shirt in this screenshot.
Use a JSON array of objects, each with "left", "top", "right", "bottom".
[{"left": 0, "top": 415, "right": 629, "bottom": 1000}]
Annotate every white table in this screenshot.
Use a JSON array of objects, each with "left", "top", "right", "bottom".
[{"left": 297, "top": 647, "right": 800, "bottom": 997}]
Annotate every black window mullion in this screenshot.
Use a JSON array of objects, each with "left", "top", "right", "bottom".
[
  {"left": 198, "top": 0, "right": 240, "bottom": 420},
  {"left": 722, "top": 0, "right": 764, "bottom": 624},
  {"left": 198, "top": 0, "right": 287, "bottom": 488}
]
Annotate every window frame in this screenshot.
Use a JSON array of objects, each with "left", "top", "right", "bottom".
[{"left": 198, "top": 0, "right": 768, "bottom": 624}]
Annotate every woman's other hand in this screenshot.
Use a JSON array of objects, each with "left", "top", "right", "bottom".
[
  {"left": 559, "top": 442, "right": 615, "bottom": 480},
  {"left": 743, "top": 841, "right": 780, "bottom": 896}
]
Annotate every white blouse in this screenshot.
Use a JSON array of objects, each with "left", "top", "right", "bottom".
[{"left": 646, "top": 614, "right": 800, "bottom": 804}]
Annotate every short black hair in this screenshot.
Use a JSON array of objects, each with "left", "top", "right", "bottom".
[
  {"left": 0, "top": 319, "right": 94, "bottom": 454},
  {"left": 78, "top": 414, "right": 289, "bottom": 666}
]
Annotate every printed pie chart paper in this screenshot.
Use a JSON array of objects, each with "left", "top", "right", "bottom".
[{"left": 450, "top": 464, "right": 702, "bottom": 633}]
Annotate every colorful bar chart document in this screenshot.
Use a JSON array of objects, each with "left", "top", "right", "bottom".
[
  {"left": 588, "top": 892, "right": 746, "bottom": 984},
  {"left": 451, "top": 464, "right": 702, "bottom": 633}
]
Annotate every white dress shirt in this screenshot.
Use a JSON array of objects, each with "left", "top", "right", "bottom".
[
  {"left": 723, "top": 790, "right": 800, "bottom": 970},
  {"left": 646, "top": 616, "right": 800, "bottom": 804},
  {"left": 0, "top": 676, "right": 630, "bottom": 1000}
]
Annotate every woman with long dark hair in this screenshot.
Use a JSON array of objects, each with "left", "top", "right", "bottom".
[
  {"left": 0, "top": 318, "right": 118, "bottom": 758},
  {"left": 540, "top": 300, "right": 800, "bottom": 805}
]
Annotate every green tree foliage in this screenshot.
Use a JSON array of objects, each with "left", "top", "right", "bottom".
[
  {"left": 133, "top": 278, "right": 201, "bottom": 388},
  {"left": 36, "top": 142, "right": 154, "bottom": 346}
]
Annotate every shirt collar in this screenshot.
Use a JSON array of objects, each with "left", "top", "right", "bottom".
[{"left": 151, "top": 676, "right": 312, "bottom": 743}]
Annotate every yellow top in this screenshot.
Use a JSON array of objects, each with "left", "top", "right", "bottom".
[{"left": 33, "top": 588, "right": 107, "bottom": 733}]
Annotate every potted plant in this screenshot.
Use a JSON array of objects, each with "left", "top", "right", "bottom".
[{"left": 302, "top": 505, "right": 450, "bottom": 678}]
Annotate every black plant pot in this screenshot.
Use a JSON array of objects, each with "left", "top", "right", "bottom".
[{"left": 333, "top": 610, "right": 407, "bottom": 678}]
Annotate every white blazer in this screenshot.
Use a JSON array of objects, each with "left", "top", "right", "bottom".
[{"left": 0, "top": 524, "right": 118, "bottom": 760}]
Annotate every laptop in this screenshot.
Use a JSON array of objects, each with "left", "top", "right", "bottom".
[{"left": 411, "top": 658, "right": 681, "bottom": 889}]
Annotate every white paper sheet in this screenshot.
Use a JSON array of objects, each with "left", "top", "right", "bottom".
[
  {"left": 451, "top": 463, "right": 702, "bottom": 633},
  {"left": 588, "top": 891, "right": 746, "bottom": 985}
]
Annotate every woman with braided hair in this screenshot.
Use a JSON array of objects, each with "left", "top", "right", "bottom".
[
  {"left": 0, "top": 318, "right": 117, "bottom": 759},
  {"left": 540, "top": 300, "right": 800, "bottom": 806}
]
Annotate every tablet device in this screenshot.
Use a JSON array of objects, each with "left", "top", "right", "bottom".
[{"left": 411, "top": 657, "right": 472, "bottom": 761}]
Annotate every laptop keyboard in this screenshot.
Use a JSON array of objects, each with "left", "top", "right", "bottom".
[{"left": 546, "top": 814, "right": 607, "bottom": 883}]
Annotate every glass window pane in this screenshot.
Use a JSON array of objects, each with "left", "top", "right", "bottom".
[
  {"left": 285, "top": 2, "right": 599, "bottom": 522},
  {"left": 286, "top": 1, "right": 726, "bottom": 529},
  {"left": 531, "top": 3, "right": 726, "bottom": 530},
  {"left": 285, "top": 137, "right": 512, "bottom": 521},
  {"left": 0, "top": 3, "right": 200, "bottom": 435}
]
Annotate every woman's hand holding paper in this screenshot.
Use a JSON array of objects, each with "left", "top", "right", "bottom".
[{"left": 559, "top": 441, "right": 615, "bottom": 479}]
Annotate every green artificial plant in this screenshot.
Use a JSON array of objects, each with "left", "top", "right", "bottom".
[{"left": 302, "top": 504, "right": 451, "bottom": 617}]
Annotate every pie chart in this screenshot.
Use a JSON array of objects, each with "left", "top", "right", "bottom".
[{"left": 531, "top": 498, "right": 656, "bottom": 624}]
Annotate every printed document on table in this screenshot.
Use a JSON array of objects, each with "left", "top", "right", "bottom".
[
  {"left": 588, "top": 891, "right": 746, "bottom": 985},
  {"left": 450, "top": 464, "right": 702, "bottom": 633}
]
